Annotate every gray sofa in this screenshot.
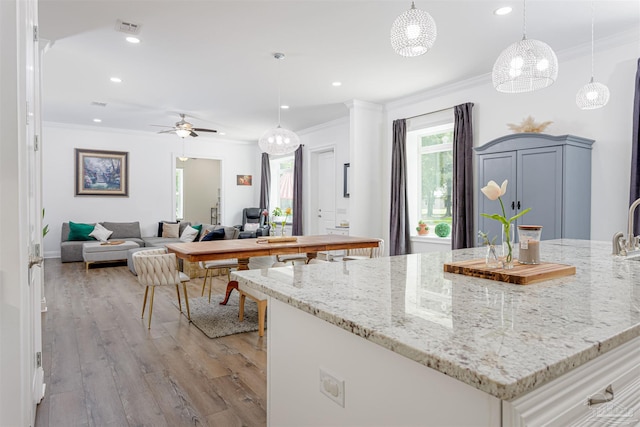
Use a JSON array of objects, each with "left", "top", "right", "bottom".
[
  {"left": 61, "top": 221, "right": 240, "bottom": 263},
  {"left": 61, "top": 221, "right": 145, "bottom": 263}
]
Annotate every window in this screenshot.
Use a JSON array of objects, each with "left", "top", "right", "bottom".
[
  {"left": 175, "top": 168, "right": 184, "bottom": 220},
  {"left": 407, "top": 114, "right": 454, "bottom": 238},
  {"left": 269, "top": 155, "right": 294, "bottom": 221}
]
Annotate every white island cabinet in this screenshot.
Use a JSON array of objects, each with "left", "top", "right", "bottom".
[{"left": 233, "top": 240, "right": 640, "bottom": 426}]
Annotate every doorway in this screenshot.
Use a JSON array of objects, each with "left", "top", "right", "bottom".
[
  {"left": 175, "top": 158, "right": 221, "bottom": 225},
  {"left": 310, "top": 147, "right": 336, "bottom": 234}
]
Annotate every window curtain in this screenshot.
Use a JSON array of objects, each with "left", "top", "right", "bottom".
[
  {"left": 259, "top": 152, "right": 270, "bottom": 211},
  {"left": 631, "top": 58, "right": 640, "bottom": 236},
  {"left": 292, "top": 145, "right": 303, "bottom": 236},
  {"left": 390, "top": 119, "right": 411, "bottom": 255},
  {"left": 452, "top": 102, "right": 475, "bottom": 249}
]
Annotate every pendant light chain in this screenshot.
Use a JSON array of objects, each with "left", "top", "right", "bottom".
[
  {"left": 277, "top": 54, "right": 282, "bottom": 126},
  {"left": 522, "top": 0, "right": 527, "bottom": 39},
  {"left": 590, "top": 0, "right": 595, "bottom": 80}
]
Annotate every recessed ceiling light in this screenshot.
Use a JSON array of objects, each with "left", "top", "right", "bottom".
[
  {"left": 93, "top": 118, "right": 102, "bottom": 123},
  {"left": 332, "top": 81, "right": 342, "bottom": 87},
  {"left": 219, "top": 132, "right": 226, "bottom": 136},
  {"left": 110, "top": 77, "right": 122, "bottom": 83},
  {"left": 280, "top": 105, "right": 290, "bottom": 109},
  {"left": 494, "top": 6, "right": 512, "bottom": 16},
  {"left": 125, "top": 36, "right": 140, "bottom": 44}
]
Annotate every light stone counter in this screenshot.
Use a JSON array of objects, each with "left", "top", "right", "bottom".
[{"left": 232, "top": 239, "right": 640, "bottom": 400}]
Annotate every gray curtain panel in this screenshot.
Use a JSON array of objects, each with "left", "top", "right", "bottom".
[
  {"left": 452, "top": 102, "right": 475, "bottom": 249},
  {"left": 259, "top": 152, "right": 271, "bottom": 211},
  {"left": 390, "top": 119, "right": 411, "bottom": 255},
  {"left": 631, "top": 58, "right": 640, "bottom": 236},
  {"left": 292, "top": 145, "right": 303, "bottom": 236}
]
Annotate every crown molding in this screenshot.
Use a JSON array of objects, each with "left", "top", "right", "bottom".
[{"left": 297, "top": 116, "right": 349, "bottom": 136}]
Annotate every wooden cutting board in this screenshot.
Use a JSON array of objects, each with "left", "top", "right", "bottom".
[{"left": 443, "top": 259, "right": 576, "bottom": 285}]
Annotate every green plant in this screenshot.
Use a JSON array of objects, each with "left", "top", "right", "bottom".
[
  {"left": 480, "top": 180, "right": 530, "bottom": 264},
  {"left": 272, "top": 207, "right": 283, "bottom": 217},
  {"left": 434, "top": 222, "right": 451, "bottom": 238},
  {"left": 415, "top": 220, "right": 429, "bottom": 232}
]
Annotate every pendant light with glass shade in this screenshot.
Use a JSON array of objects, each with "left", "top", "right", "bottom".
[
  {"left": 492, "top": 0, "right": 558, "bottom": 93},
  {"left": 390, "top": 1, "right": 437, "bottom": 57},
  {"left": 258, "top": 53, "right": 300, "bottom": 155},
  {"left": 576, "top": 1, "right": 610, "bottom": 109}
]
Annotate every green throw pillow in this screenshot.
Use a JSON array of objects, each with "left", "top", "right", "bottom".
[
  {"left": 192, "top": 224, "right": 203, "bottom": 240},
  {"left": 68, "top": 221, "right": 96, "bottom": 241}
]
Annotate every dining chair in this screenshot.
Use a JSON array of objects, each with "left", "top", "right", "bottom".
[
  {"left": 200, "top": 259, "right": 239, "bottom": 303},
  {"left": 133, "top": 249, "right": 191, "bottom": 329},
  {"left": 343, "top": 238, "right": 385, "bottom": 261}
]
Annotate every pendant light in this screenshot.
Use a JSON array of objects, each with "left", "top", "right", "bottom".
[
  {"left": 492, "top": 0, "right": 558, "bottom": 93},
  {"left": 258, "top": 53, "right": 300, "bottom": 156},
  {"left": 576, "top": 0, "right": 610, "bottom": 109},
  {"left": 390, "top": 1, "right": 437, "bottom": 57}
]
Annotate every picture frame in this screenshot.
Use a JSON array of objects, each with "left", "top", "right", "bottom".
[
  {"left": 237, "top": 175, "right": 252, "bottom": 186},
  {"left": 75, "top": 148, "right": 129, "bottom": 196},
  {"left": 343, "top": 163, "right": 350, "bottom": 198}
]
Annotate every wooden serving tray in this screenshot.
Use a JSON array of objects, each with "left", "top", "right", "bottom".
[
  {"left": 443, "top": 259, "right": 576, "bottom": 285},
  {"left": 256, "top": 236, "right": 298, "bottom": 244}
]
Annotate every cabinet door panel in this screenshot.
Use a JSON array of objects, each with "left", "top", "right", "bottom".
[
  {"left": 516, "top": 147, "right": 563, "bottom": 239},
  {"left": 477, "top": 152, "right": 516, "bottom": 244}
]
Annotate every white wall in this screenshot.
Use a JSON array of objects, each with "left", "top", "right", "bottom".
[
  {"left": 385, "top": 33, "right": 638, "bottom": 244},
  {"left": 42, "top": 123, "right": 260, "bottom": 258}
]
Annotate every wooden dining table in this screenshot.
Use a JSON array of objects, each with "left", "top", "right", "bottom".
[{"left": 165, "top": 234, "right": 382, "bottom": 304}]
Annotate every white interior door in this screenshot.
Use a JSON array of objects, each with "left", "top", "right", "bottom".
[
  {"left": 313, "top": 150, "right": 336, "bottom": 234},
  {"left": 27, "top": 1, "right": 45, "bottom": 414}
]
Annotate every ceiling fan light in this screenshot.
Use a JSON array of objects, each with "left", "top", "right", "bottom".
[
  {"left": 178, "top": 157, "right": 189, "bottom": 162},
  {"left": 176, "top": 129, "right": 190, "bottom": 138},
  {"left": 259, "top": 127, "right": 300, "bottom": 155},
  {"left": 390, "top": 2, "right": 437, "bottom": 57},
  {"left": 492, "top": 38, "right": 558, "bottom": 93},
  {"left": 576, "top": 79, "right": 610, "bottom": 109}
]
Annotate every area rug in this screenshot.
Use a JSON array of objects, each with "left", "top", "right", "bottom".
[{"left": 176, "top": 292, "right": 263, "bottom": 338}]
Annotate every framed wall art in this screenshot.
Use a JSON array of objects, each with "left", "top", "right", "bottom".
[
  {"left": 75, "top": 148, "right": 129, "bottom": 196},
  {"left": 237, "top": 175, "right": 252, "bottom": 186}
]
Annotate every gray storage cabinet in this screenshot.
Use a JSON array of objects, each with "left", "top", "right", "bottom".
[{"left": 474, "top": 133, "right": 594, "bottom": 243}]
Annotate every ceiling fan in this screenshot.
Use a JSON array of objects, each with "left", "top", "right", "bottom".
[{"left": 153, "top": 114, "right": 217, "bottom": 138}]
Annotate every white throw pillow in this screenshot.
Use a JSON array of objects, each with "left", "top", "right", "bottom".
[
  {"left": 89, "top": 223, "right": 113, "bottom": 242},
  {"left": 244, "top": 223, "right": 260, "bottom": 232},
  {"left": 180, "top": 225, "right": 199, "bottom": 242},
  {"left": 162, "top": 222, "right": 180, "bottom": 238}
]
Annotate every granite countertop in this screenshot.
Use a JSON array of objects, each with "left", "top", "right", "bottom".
[{"left": 232, "top": 239, "right": 640, "bottom": 400}]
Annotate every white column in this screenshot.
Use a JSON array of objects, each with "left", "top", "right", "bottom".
[{"left": 344, "top": 100, "right": 384, "bottom": 240}]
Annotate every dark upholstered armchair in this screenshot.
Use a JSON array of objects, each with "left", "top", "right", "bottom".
[{"left": 235, "top": 207, "right": 270, "bottom": 239}]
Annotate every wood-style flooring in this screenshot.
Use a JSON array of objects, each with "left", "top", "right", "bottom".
[{"left": 35, "top": 258, "right": 267, "bottom": 427}]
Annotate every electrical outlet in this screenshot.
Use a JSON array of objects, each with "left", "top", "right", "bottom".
[{"left": 319, "top": 368, "right": 345, "bottom": 407}]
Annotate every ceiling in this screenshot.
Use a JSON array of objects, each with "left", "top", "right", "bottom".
[{"left": 38, "top": 0, "right": 639, "bottom": 142}]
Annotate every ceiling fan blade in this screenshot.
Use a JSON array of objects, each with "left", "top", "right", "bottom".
[
  {"left": 190, "top": 131, "right": 199, "bottom": 137},
  {"left": 193, "top": 127, "right": 217, "bottom": 133},
  {"left": 150, "top": 124, "right": 173, "bottom": 128},
  {"left": 157, "top": 129, "right": 175, "bottom": 134}
]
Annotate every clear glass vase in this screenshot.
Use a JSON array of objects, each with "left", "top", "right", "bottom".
[
  {"left": 281, "top": 223, "right": 286, "bottom": 237},
  {"left": 501, "top": 223, "right": 515, "bottom": 269},
  {"left": 485, "top": 244, "right": 500, "bottom": 268}
]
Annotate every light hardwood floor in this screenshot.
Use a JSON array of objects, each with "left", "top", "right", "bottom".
[{"left": 36, "top": 258, "right": 267, "bottom": 427}]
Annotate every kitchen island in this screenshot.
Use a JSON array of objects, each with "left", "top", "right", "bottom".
[{"left": 232, "top": 240, "right": 640, "bottom": 426}]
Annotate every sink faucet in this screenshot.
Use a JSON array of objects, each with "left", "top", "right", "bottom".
[
  {"left": 624, "top": 198, "right": 640, "bottom": 253},
  {"left": 613, "top": 197, "right": 640, "bottom": 256}
]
